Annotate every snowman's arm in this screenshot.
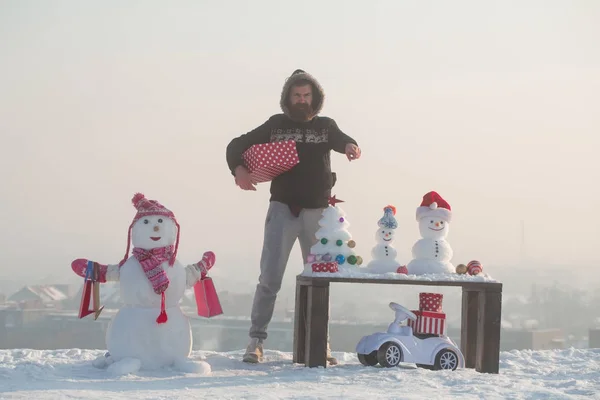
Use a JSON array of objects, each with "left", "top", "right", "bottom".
[
  {"left": 105, "top": 264, "right": 120, "bottom": 282},
  {"left": 71, "top": 259, "right": 120, "bottom": 283},
  {"left": 184, "top": 251, "right": 216, "bottom": 288},
  {"left": 185, "top": 264, "right": 204, "bottom": 289}
]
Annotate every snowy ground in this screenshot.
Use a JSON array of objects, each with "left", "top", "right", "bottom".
[{"left": 1, "top": 348, "right": 599, "bottom": 399}]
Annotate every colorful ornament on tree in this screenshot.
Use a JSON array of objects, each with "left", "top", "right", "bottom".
[
  {"left": 348, "top": 240, "right": 356, "bottom": 248},
  {"left": 335, "top": 254, "right": 346, "bottom": 264},
  {"left": 356, "top": 256, "right": 363, "bottom": 265},
  {"left": 322, "top": 253, "right": 332, "bottom": 261}
]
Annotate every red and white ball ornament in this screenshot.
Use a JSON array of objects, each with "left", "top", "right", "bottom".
[{"left": 467, "top": 260, "right": 483, "bottom": 275}]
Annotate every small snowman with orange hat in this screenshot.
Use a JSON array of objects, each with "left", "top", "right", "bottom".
[{"left": 406, "top": 191, "right": 455, "bottom": 275}]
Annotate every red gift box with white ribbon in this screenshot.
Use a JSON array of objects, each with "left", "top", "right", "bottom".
[
  {"left": 407, "top": 310, "right": 447, "bottom": 336},
  {"left": 242, "top": 140, "right": 300, "bottom": 183},
  {"left": 419, "top": 292, "right": 443, "bottom": 312}
]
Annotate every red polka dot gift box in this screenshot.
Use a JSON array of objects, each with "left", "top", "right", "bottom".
[
  {"left": 311, "top": 262, "right": 339, "bottom": 273},
  {"left": 419, "top": 292, "right": 443, "bottom": 312},
  {"left": 242, "top": 140, "right": 300, "bottom": 183}
]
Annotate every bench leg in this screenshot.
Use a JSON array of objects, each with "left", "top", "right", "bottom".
[
  {"left": 475, "top": 289, "right": 502, "bottom": 374},
  {"left": 293, "top": 282, "right": 308, "bottom": 364},
  {"left": 461, "top": 289, "right": 479, "bottom": 368},
  {"left": 304, "top": 284, "right": 330, "bottom": 368}
]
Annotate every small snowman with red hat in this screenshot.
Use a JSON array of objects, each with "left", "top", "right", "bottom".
[
  {"left": 406, "top": 191, "right": 455, "bottom": 275},
  {"left": 70, "top": 193, "right": 216, "bottom": 375}
]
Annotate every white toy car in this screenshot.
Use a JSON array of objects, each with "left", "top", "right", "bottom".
[{"left": 356, "top": 302, "right": 464, "bottom": 370}]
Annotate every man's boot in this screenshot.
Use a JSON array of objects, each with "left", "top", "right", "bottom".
[
  {"left": 243, "top": 338, "right": 264, "bottom": 363},
  {"left": 327, "top": 341, "right": 338, "bottom": 365}
]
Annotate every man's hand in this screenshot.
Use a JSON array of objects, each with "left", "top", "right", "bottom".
[
  {"left": 234, "top": 165, "right": 257, "bottom": 191},
  {"left": 345, "top": 143, "right": 361, "bottom": 161}
]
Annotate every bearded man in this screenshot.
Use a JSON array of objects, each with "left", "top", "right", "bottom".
[{"left": 225, "top": 69, "right": 361, "bottom": 364}]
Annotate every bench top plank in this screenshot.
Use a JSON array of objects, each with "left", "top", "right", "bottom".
[{"left": 297, "top": 275, "right": 502, "bottom": 291}]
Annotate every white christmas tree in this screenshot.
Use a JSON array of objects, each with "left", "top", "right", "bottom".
[{"left": 306, "top": 196, "right": 363, "bottom": 267}]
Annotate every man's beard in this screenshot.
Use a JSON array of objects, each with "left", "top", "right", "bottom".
[{"left": 288, "top": 103, "right": 313, "bottom": 122}]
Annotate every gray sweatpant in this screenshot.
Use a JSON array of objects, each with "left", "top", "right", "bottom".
[{"left": 249, "top": 201, "right": 324, "bottom": 341}]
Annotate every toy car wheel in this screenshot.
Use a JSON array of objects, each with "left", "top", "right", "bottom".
[
  {"left": 376, "top": 341, "right": 402, "bottom": 368},
  {"left": 357, "top": 351, "right": 378, "bottom": 366},
  {"left": 433, "top": 349, "right": 459, "bottom": 371}
]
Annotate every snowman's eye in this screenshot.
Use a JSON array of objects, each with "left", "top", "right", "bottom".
[
  {"left": 440, "top": 221, "right": 444, "bottom": 225},
  {"left": 430, "top": 220, "right": 434, "bottom": 224},
  {"left": 158, "top": 218, "right": 163, "bottom": 223},
  {"left": 143, "top": 219, "right": 149, "bottom": 224}
]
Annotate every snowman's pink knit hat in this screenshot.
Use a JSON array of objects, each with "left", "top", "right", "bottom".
[{"left": 118, "top": 193, "right": 180, "bottom": 266}]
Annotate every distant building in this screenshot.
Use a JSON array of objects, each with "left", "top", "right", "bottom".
[
  {"left": 7, "top": 285, "right": 69, "bottom": 309},
  {"left": 589, "top": 328, "right": 600, "bottom": 348},
  {"left": 65, "top": 283, "right": 122, "bottom": 310},
  {"left": 501, "top": 328, "right": 564, "bottom": 351}
]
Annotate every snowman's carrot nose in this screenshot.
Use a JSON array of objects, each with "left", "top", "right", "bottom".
[
  {"left": 435, "top": 222, "right": 440, "bottom": 227},
  {"left": 153, "top": 226, "right": 160, "bottom": 232}
]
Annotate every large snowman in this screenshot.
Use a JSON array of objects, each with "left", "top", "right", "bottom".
[
  {"left": 365, "top": 205, "right": 402, "bottom": 274},
  {"left": 70, "top": 193, "right": 216, "bottom": 375},
  {"left": 406, "top": 191, "right": 455, "bottom": 275}
]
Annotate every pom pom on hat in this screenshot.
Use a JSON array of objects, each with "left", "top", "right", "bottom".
[
  {"left": 416, "top": 191, "right": 452, "bottom": 222},
  {"left": 378, "top": 204, "right": 398, "bottom": 229},
  {"left": 384, "top": 205, "right": 396, "bottom": 215},
  {"left": 132, "top": 192, "right": 146, "bottom": 207}
]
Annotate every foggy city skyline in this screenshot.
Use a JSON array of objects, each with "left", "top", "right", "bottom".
[{"left": 1, "top": 0, "right": 599, "bottom": 300}]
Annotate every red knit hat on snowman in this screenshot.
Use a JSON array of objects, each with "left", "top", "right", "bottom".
[
  {"left": 416, "top": 191, "right": 452, "bottom": 223},
  {"left": 119, "top": 193, "right": 181, "bottom": 267}
]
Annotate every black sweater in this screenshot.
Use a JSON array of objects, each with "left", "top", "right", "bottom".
[{"left": 226, "top": 114, "right": 358, "bottom": 208}]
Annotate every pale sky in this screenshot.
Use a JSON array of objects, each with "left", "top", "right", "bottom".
[{"left": 0, "top": 0, "right": 599, "bottom": 292}]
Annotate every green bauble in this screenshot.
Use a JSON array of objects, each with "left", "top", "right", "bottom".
[
  {"left": 347, "top": 255, "right": 357, "bottom": 265},
  {"left": 321, "top": 238, "right": 328, "bottom": 245},
  {"left": 336, "top": 239, "right": 343, "bottom": 246}
]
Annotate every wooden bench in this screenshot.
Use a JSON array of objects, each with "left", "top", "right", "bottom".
[{"left": 292, "top": 275, "right": 503, "bottom": 374}]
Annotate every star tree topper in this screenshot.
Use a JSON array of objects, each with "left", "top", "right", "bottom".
[{"left": 328, "top": 195, "right": 345, "bottom": 207}]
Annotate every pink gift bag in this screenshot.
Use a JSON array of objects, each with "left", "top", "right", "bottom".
[{"left": 194, "top": 277, "right": 223, "bottom": 318}]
